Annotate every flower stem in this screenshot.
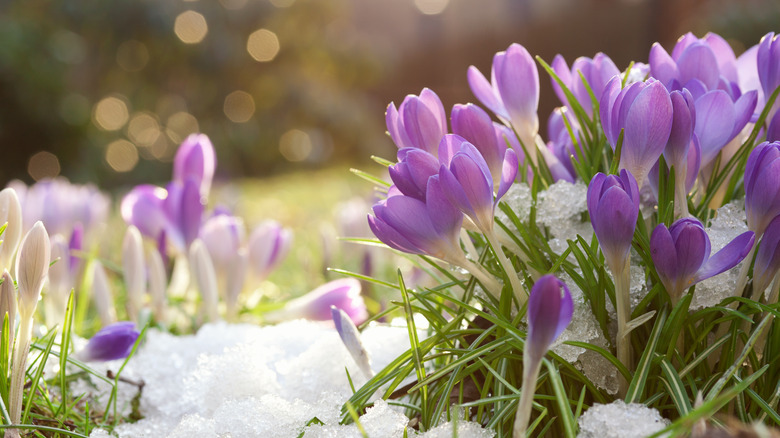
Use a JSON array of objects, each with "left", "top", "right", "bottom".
[
  {"left": 613, "top": 257, "right": 632, "bottom": 395},
  {"left": 8, "top": 314, "right": 32, "bottom": 431},
  {"left": 674, "top": 165, "right": 689, "bottom": 218},
  {"left": 485, "top": 229, "right": 526, "bottom": 306},
  {"left": 459, "top": 258, "right": 502, "bottom": 299},
  {"left": 513, "top": 350, "right": 542, "bottom": 438},
  {"left": 733, "top": 245, "right": 756, "bottom": 300}
]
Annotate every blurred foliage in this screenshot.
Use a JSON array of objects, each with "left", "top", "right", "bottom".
[{"left": 0, "top": 0, "right": 387, "bottom": 187}]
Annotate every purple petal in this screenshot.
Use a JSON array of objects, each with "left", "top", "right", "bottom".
[
  {"left": 400, "top": 93, "right": 446, "bottom": 155},
  {"left": 425, "top": 176, "right": 464, "bottom": 243},
  {"left": 676, "top": 42, "right": 720, "bottom": 91},
  {"left": 758, "top": 32, "right": 780, "bottom": 102},
  {"left": 368, "top": 213, "right": 422, "bottom": 255},
  {"left": 451, "top": 103, "right": 505, "bottom": 177},
  {"left": 526, "top": 275, "right": 573, "bottom": 360},
  {"left": 704, "top": 33, "right": 739, "bottom": 84},
  {"left": 496, "top": 149, "right": 519, "bottom": 203},
  {"left": 694, "top": 90, "right": 737, "bottom": 166},
  {"left": 753, "top": 216, "right": 780, "bottom": 292},
  {"left": 173, "top": 134, "right": 216, "bottom": 197},
  {"left": 650, "top": 224, "right": 679, "bottom": 289},
  {"left": 649, "top": 43, "right": 678, "bottom": 88},
  {"left": 599, "top": 77, "right": 622, "bottom": 146},
  {"left": 180, "top": 178, "right": 204, "bottom": 248},
  {"left": 550, "top": 54, "right": 572, "bottom": 105},
  {"left": 467, "top": 66, "right": 508, "bottom": 120},
  {"left": 670, "top": 219, "right": 709, "bottom": 283},
  {"left": 694, "top": 231, "right": 755, "bottom": 283},
  {"left": 78, "top": 322, "right": 139, "bottom": 362},
  {"left": 386, "top": 103, "right": 412, "bottom": 149},
  {"left": 768, "top": 109, "right": 780, "bottom": 142},
  {"left": 120, "top": 185, "right": 168, "bottom": 240},
  {"left": 621, "top": 81, "right": 673, "bottom": 183},
  {"left": 731, "top": 90, "right": 758, "bottom": 140},
  {"left": 494, "top": 44, "right": 539, "bottom": 134},
  {"left": 664, "top": 90, "right": 695, "bottom": 168}
]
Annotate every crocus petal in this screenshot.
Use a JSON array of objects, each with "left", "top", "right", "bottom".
[
  {"left": 704, "top": 32, "right": 739, "bottom": 83},
  {"left": 367, "top": 213, "right": 422, "bottom": 255},
  {"left": 676, "top": 42, "right": 720, "bottom": 91},
  {"left": 425, "top": 177, "right": 464, "bottom": 244},
  {"left": 664, "top": 90, "right": 695, "bottom": 168},
  {"left": 189, "top": 239, "right": 219, "bottom": 322},
  {"left": 620, "top": 81, "right": 673, "bottom": 184},
  {"left": 451, "top": 103, "right": 505, "bottom": 177},
  {"left": 694, "top": 90, "right": 737, "bottom": 166},
  {"left": 0, "top": 270, "right": 17, "bottom": 331},
  {"left": 550, "top": 54, "right": 572, "bottom": 105},
  {"left": 91, "top": 261, "right": 117, "bottom": 326},
  {"left": 122, "top": 226, "right": 146, "bottom": 319},
  {"left": 753, "top": 215, "right": 780, "bottom": 293},
  {"left": 0, "top": 188, "right": 23, "bottom": 271},
  {"left": 694, "top": 231, "right": 755, "bottom": 283},
  {"left": 496, "top": 149, "right": 519, "bottom": 203},
  {"left": 769, "top": 110, "right": 780, "bottom": 142},
  {"left": 15, "top": 222, "right": 50, "bottom": 317},
  {"left": 331, "top": 306, "right": 373, "bottom": 378},
  {"left": 120, "top": 185, "right": 169, "bottom": 241},
  {"left": 671, "top": 220, "right": 710, "bottom": 282},
  {"left": 649, "top": 42, "right": 679, "bottom": 88},
  {"left": 526, "top": 275, "right": 573, "bottom": 361},
  {"left": 400, "top": 92, "right": 446, "bottom": 154},
  {"left": 650, "top": 224, "right": 679, "bottom": 289},
  {"left": 467, "top": 66, "right": 508, "bottom": 120},
  {"left": 758, "top": 32, "right": 780, "bottom": 102},
  {"left": 173, "top": 133, "right": 216, "bottom": 197},
  {"left": 386, "top": 103, "right": 412, "bottom": 149},
  {"left": 495, "top": 44, "right": 539, "bottom": 136}
]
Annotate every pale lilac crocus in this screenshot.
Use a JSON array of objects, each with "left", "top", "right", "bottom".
[
  {"left": 173, "top": 133, "right": 216, "bottom": 197},
  {"left": 0, "top": 270, "right": 16, "bottom": 356},
  {"left": 91, "top": 261, "right": 117, "bottom": 326},
  {"left": 266, "top": 278, "right": 368, "bottom": 324},
  {"left": 200, "top": 214, "right": 249, "bottom": 320},
  {"left": 331, "top": 305, "right": 373, "bottom": 379},
  {"left": 247, "top": 220, "right": 292, "bottom": 283},
  {"left": 551, "top": 52, "right": 620, "bottom": 116},
  {"left": 600, "top": 77, "right": 673, "bottom": 187},
  {"left": 758, "top": 32, "right": 780, "bottom": 120},
  {"left": 650, "top": 218, "right": 754, "bottom": 304},
  {"left": 0, "top": 188, "right": 23, "bottom": 271},
  {"left": 693, "top": 89, "right": 757, "bottom": 168},
  {"left": 751, "top": 215, "right": 780, "bottom": 300},
  {"left": 386, "top": 88, "right": 447, "bottom": 155},
  {"left": 189, "top": 239, "right": 219, "bottom": 322},
  {"left": 122, "top": 226, "right": 146, "bottom": 323},
  {"left": 649, "top": 32, "right": 739, "bottom": 92},
  {"left": 75, "top": 322, "right": 140, "bottom": 362},
  {"left": 468, "top": 43, "right": 540, "bottom": 164},
  {"left": 514, "top": 274, "right": 573, "bottom": 437}
]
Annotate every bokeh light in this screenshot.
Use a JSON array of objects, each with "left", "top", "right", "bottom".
[
  {"left": 247, "top": 29, "right": 280, "bottom": 62},
  {"left": 116, "top": 40, "right": 150, "bottom": 72},
  {"left": 49, "top": 30, "right": 87, "bottom": 65},
  {"left": 223, "top": 91, "right": 256, "bottom": 123},
  {"left": 105, "top": 139, "right": 139, "bottom": 172},
  {"left": 28, "top": 151, "right": 61, "bottom": 181},
  {"left": 174, "top": 11, "right": 208, "bottom": 44},
  {"left": 279, "top": 129, "right": 312, "bottom": 162},
  {"left": 166, "top": 111, "right": 200, "bottom": 144},
  {"left": 414, "top": 0, "right": 450, "bottom": 15},
  {"left": 127, "top": 112, "right": 161, "bottom": 147},
  {"left": 93, "top": 96, "right": 130, "bottom": 131}
]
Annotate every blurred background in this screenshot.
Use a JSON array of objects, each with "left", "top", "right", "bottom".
[{"left": 1, "top": 0, "right": 778, "bottom": 188}]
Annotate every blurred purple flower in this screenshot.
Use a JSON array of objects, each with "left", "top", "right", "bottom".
[
  {"left": 386, "top": 88, "right": 447, "bottom": 155},
  {"left": 600, "top": 77, "right": 673, "bottom": 186},
  {"left": 173, "top": 133, "right": 216, "bottom": 197},
  {"left": 200, "top": 214, "right": 246, "bottom": 271},
  {"left": 745, "top": 142, "right": 780, "bottom": 235},
  {"left": 270, "top": 278, "right": 367, "bottom": 325},
  {"left": 526, "top": 275, "right": 573, "bottom": 362},
  {"left": 758, "top": 32, "right": 780, "bottom": 119},
  {"left": 247, "top": 220, "right": 292, "bottom": 282},
  {"left": 752, "top": 215, "right": 780, "bottom": 297},
  {"left": 650, "top": 218, "right": 754, "bottom": 303},
  {"left": 437, "top": 135, "right": 517, "bottom": 233},
  {"left": 468, "top": 43, "right": 539, "bottom": 159},
  {"left": 551, "top": 52, "right": 619, "bottom": 116},
  {"left": 76, "top": 322, "right": 140, "bottom": 362},
  {"left": 587, "top": 170, "right": 640, "bottom": 271}
]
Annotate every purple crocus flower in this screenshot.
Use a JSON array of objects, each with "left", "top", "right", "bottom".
[
  {"left": 649, "top": 32, "right": 739, "bottom": 92},
  {"left": 437, "top": 135, "right": 517, "bottom": 233},
  {"left": 526, "top": 274, "right": 573, "bottom": 362},
  {"left": 745, "top": 142, "right": 780, "bottom": 235},
  {"left": 693, "top": 89, "right": 757, "bottom": 168},
  {"left": 173, "top": 133, "right": 216, "bottom": 198},
  {"left": 451, "top": 103, "right": 508, "bottom": 181},
  {"left": 247, "top": 220, "right": 292, "bottom": 282},
  {"left": 551, "top": 52, "right": 620, "bottom": 116},
  {"left": 650, "top": 218, "right": 755, "bottom": 303},
  {"left": 331, "top": 305, "right": 373, "bottom": 378},
  {"left": 752, "top": 215, "right": 780, "bottom": 298},
  {"left": 76, "top": 322, "right": 140, "bottom": 362},
  {"left": 664, "top": 89, "right": 696, "bottom": 170},
  {"left": 587, "top": 170, "right": 640, "bottom": 271},
  {"left": 200, "top": 214, "right": 246, "bottom": 272},
  {"left": 769, "top": 110, "right": 780, "bottom": 142},
  {"left": 386, "top": 88, "right": 447, "bottom": 155},
  {"left": 368, "top": 178, "right": 465, "bottom": 264},
  {"left": 467, "top": 43, "right": 540, "bottom": 161},
  {"left": 758, "top": 32, "right": 780, "bottom": 119},
  {"left": 121, "top": 185, "right": 169, "bottom": 242},
  {"left": 388, "top": 148, "right": 440, "bottom": 202},
  {"left": 268, "top": 278, "right": 368, "bottom": 324},
  {"left": 600, "top": 77, "right": 673, "bottom": 187}
]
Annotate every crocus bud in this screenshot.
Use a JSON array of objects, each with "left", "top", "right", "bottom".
[
  {"left": 15, "top": 222, "right": 50, "bottom": 317},
  {"left": 121, "top": 185, "right": 168, "bottom": 241},
  {"left": 122, "top": 226, "right": 146, "bottom": 322},
  {"left": 752, "top": 215, "right": 780, "bottom": 298},
  {"left": 744, "top": 142, "right": 780, "bottom": 235},
  {"left": 587, "top": 170, "right": 640, "bottom": 272},
  {"left": 0, "top": 188, "right": 23, "bottom": 271},
  {"left": 0, "top": 270, "right": 17, "bottom": 335},
  {"left": 147, "top": 246, "right": 168, "bottom": 324},
  {"left": 526, "top": 275, "right": 573, "bottom": 362},
  {"left": 164, "top": 178, "right": 204, "bottom": 252},
  {"left": 266, "top": 278, "right": 367, "bottom": 324},
  {"left": 368, "top": 179, "right": 465, "bottom": 264},
  {"left": 331, "top": 306, "right": 373, "bottom": 379},
  {"left": 225, "top": 248, "right": 248, "bottom": 321},
  {"left": 437, "top": 135, "right": 517, "bottom": 233},
  {"left": 468, "top": 43, "right": 539, "bottom": 161},
  {"left": 247, "top": 220, "right": 292, "bottom": 282},
  {"left": 46, "top": 235, "right": 73, "bottom": 328},
  {"left": 200, "top": 215, "right": 246, "bottom": 272},
  {"left": 173, "top": 133, "right": 216, "bottom": 197},
  {"left": 650, "top": 218, "right": 755, "bottom": 303},
  {"left": 664, "top": 89, "right": 696, "bottom": 170},
  {"left": 758, "top": 32, "right": 780, "bottom": 119},
  {"left": 91, "top": 261, "right": 117, "bottom": 326},
  {"left": 189, "top": 239, "right": 219, "bottom": 322},
  {"left": 451, "top": 103, "right": 507, "bottom": 181},
  {"left": 389, "top": 148, "right": 441, "bottom": 202},
  {"left": 551, "top": 52, "right": 619, "bottom": 116},
  {"left": 386, "top": 88, "right": 447, "bottom": 155},
  {"left": 600, "top": 77, "right": 673, "bottom": 187},
  {"left": 75, "top": 322, "right": 140, "bottom": 362}
]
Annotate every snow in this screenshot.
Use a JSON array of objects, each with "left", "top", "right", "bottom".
[
  {"left": 577, "top": 400, "right": 669, "bottom": 438},
  {"left": 84, "top": 320, "right": 490, "bottom": 438}
]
